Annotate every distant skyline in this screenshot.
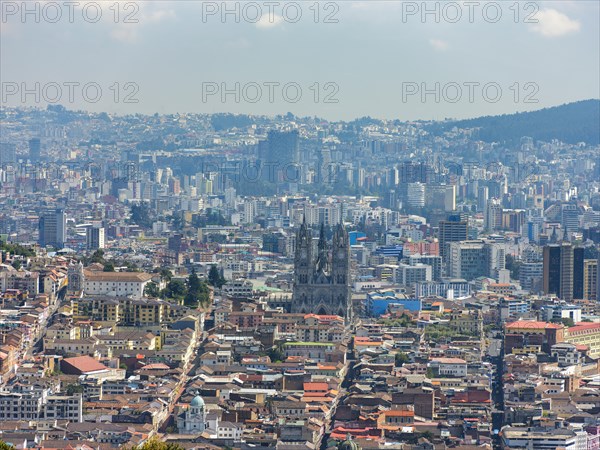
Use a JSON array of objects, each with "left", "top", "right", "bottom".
[{"left": 2, "top": 1, "right": 599, "bottom": 121}]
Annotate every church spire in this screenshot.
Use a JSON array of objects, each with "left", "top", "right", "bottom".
[
  {"left": 318, "top": 223, "right": 326, "bottom": 250},
  {"left": 316, "top": 223, "right": 328, "bottom": 273}
]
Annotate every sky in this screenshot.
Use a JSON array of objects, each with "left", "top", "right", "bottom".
[{"left": 1, "top": 0, "right": 599, "bottom": 121}]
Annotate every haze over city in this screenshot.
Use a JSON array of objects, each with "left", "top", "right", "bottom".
[{"left": 1, "top": 1, "right": 600, "bottom": 450}]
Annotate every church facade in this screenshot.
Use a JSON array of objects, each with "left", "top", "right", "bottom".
[{"left": 292, "top": 222, "right": 352, "bottom": 322}]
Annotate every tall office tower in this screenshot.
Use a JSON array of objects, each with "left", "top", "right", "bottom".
[
  {"left": 520, "top": 262, "right": 544, "bottom": 293},
  {"left": 407, "top": 254, "right": 443, "bottom": 281},
  {"left": 39, "top": 209, "right": 66, "bottom": 248},
  {"left": 29, "top": 138, "right": 41, "bottom": 162},
  {"left": 439, "top": 217, "right": 468, "bottom": 263},
  {"left": 448, "top": 240, "right": 488, "bottom": 281},
  {"left": 583, "top": 259, "right": 598, "bottom": 300},
  {"left": 543, "top": 244, "right": 561, "bottom": 296},
  {"left": 318, "top": 147, "right": 333, "bottom": 185},
  {"left": 445, "top": 185, "right": 457, "bottom": 212},
  {"left": 426, "top": 184, "right": 456, "bottom": 212},
  {"left": 477, "top": 185, "right": 489, "bottom": 212},
  {"left": 406, "top": 182, "right": 425, "bottom": 208},
  {"left": 388, "top": 166, "right": 399, "bottom": 187},
  {"left": 86, "top": 226, "right": 105, "bottom": 250},
  {"left": 486, "top": 243, "right": 506, "bottom": 278},
  {"left": 260, "top": 130, "right": 300, "bottom": 187},
  {"left": 542, "top": 243, "right": 581, "bottom": 301},
  {"left": 0, "top": 143, "right": 16, "bottom": 165},
  {"left": 559, "top": 243, "right": 574, "bottom": 301},
  {"left": 573, "top": 247, "right": 584, "bottom": 299},
  {"left": 484, "top": 200, "right": 503, "bottom": 232},
  {"left": 561, "top": 204, "right": 580, "bottom": 234},
  {"left": 291, "top": 222, "right": 352, "bottom": 322},
  {"left": 398, "top": 161, "right": 431, "bottom": 183}
]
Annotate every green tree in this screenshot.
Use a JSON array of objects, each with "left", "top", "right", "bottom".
[
  {"left": 160, "top": 268, "right": 173, "bottom": 282},
  {"left": 168, "top": 213, "right": 183, "bottom": 230},
  {"left": 90, "top": 249, "right": 105, "bottom": 263},
  {"left": 184, "top": 269, "right": 201, "bottom": 306},
  {"left": 185, "top": 269, "right": 210, "bottom": 307},
  {"left": 550, "top": 317, "right": 575, "bottom": 327},
  {"left": 130, "top": 203, "right": 153, "bottom": 228},
  {"left": 505, "top": 254, "right": 522, "bottom": 280},
  {"left": 0, "top": 440, "right": 14, "bottom": 449},
  {"left": 65, "top": 384, "right": 84, "bottom": 395},
  {"left": 0, "top": 241, "right": 35, "bottom": 257},
  {"left": 161, "top": 279, "right": 187, "bottom": 300},
  {"left": 266, "top": 342, "right": 285, "bottom": 363},
  {"left": 103, "top": 262, "right": 115, "bottom": 272},
  {"left": 208, "top": 265, "right": 226, "bottom": 288},
  {"left": 394, "top": 352, "right": 410, "bottom": 367},
  {"left": 11, "top": 260, "right": 22, "bottom": 270},
  {"left": 144, "top": 282, "right": 160, "bottom": 298}
]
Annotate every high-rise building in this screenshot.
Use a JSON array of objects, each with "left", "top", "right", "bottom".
[
  {"left": 561, "top": 204, "right": 580, "bottom": 233},
  {"left": 520, "top": 262, "right": 543, "bottom": 293},
  {"left": 543, "top": 244, "right": 561, "bottom": 296},
  {"left": 486, "top": 243, "right": 506, "bottom": 279},
  {"left": 260, "top": 130, "right": 300, "bottom": 186},
  {"left": 448, "top": 240, "right": 488, "bottom": 281},
  {"left": 406, "top": 182, "right": 425, "bottom": 209},
  {"left": 398, "top": 161, "right": 431, "bottom": 184},
  {"left": 484, "top": 200, "right": 503, "bottom": 232},
  {"left": 0, "top": 143, "right": 16, "bottom": 165},
  {"left": 425, "top": 184, "right": 456, "bottom": 212},
  {"left": 477, "top": 185, "right": 489, "bottom": 212},
  {"left": 573, "top": 247, "right": 584, "bottom": 299},
  {"left": 86, "top": 226, "right": 105, "bottom": 250},
  {"left": 583, "top": 258, "right": 598, "bottom": 300},
  {"left": 292, "top": 222, "right": 352, "bottom": 322},
  {"left": 439, "top": 217, "right": 468, "bottom": 262},
  {"left": 559, "top": 243, "right": 574, "bottom": 301},
  {"left": 542, "top": 243, "right": 582, "bottom": 301},
  {"left": 406, "top": 254, "right": 442, "bottom": 281},
  {"left": 29, "top": 138, "right": 41, "bottom": 162},
  {"left": 39, "top": 209, "right": 66, "bottom": 248}
]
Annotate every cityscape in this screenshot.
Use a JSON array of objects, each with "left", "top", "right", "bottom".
[{"left": 1, "top": 1, "right": 600, "bottom": 450}]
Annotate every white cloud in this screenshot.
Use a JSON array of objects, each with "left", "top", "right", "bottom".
[
  {"left": 530, "top": 9, "right": 581, "bottom": 37},
  {"left": 108, "top": 4, "right": 175, "bottom": 42},
  {"left": 255, "top": 14, "right": 284, "bottom": 29},
  {"left": 429, "top": 39, "right": 449, "bottom": 51}
]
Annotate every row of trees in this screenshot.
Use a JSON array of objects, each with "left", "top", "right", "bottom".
[
  {"left": 0, "top": 240, "right": 36, "bottom": 257},
  {"left": 144, "top": 269, "right": 211, "bottom": 307}
]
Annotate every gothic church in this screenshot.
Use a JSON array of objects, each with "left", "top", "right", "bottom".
[{"left": 292, "top": 221, "right": 352, "bottom": 322}]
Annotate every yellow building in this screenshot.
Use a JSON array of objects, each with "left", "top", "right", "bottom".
[
  {"left": 449, "top": 310, "right": 483, "bottom": 336},
  {"left": 583, "top": 259, "right": 597, "bottom": 300},
  {"left": 564, "top": 322, "right": 600, "bottom": 358}
]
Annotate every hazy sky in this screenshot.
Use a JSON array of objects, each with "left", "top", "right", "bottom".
[{"left": 1, "top": 0, "right": 599, "bottom": 120}]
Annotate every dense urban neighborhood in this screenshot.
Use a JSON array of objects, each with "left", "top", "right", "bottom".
[{"left": 0, "top": 103, "right": 599, "bottom": 449}]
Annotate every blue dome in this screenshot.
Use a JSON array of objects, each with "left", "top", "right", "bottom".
[{"left": 190, "top": 395, "right": 205, "bottom": 408}]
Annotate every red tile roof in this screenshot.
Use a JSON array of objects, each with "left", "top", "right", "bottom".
[
  {"left": 63, "top": 355, "right": 108, "bottom": 374},
  {"left": 569, "top": 322, "right": 600, "bottom": 333},
  {"left": 303, "top": 382, "right": 329, "bottom": 391},
  {"left": 506, "top": 320, "right": 562, "bottom": 330}
]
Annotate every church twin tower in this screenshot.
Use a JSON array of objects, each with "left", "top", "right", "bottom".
[{"left": 292, "top": 221, "right": 353, "bottom": 322}]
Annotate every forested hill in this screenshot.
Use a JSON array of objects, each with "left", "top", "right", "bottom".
[{"left": 427, "top": 99, "right": 600, "bottom": 145}]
